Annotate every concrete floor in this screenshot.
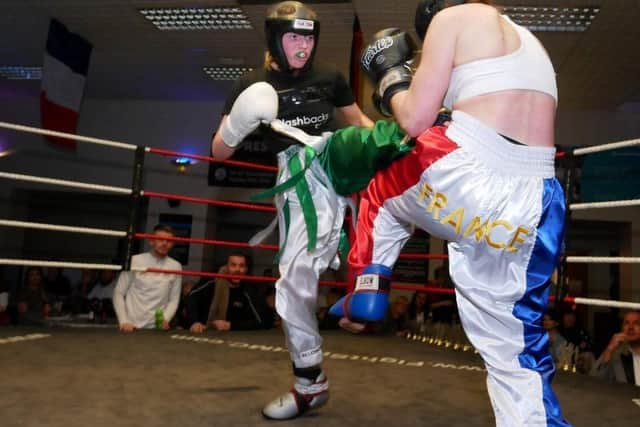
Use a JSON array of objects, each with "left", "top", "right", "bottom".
[{"left": 1, "top": 328, "right": 638, "bottom": 426}]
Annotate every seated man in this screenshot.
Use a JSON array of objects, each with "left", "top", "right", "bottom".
[
  {"left": 377, "top": 295, "right": 409, "bottom": 336},
  {"left": 542, "top": 310, "right": 568, "bottom": 365},
  {"left": 0, "top": 267, "right": 10, "bottom": 326},
  {"left": 87, "top": 269, "right": 117, "bottom": 322},
  {"left": 17, "top": 267, "right": 50, "bottom": 325},
  {"left": 317, "top": 287, "right": 344, "bottom": 330},
  {"left": 66, "top": 268, "right": 96, "bottom": 314},
  {"left": 207, "top": 252, "right": 270, "bottom": 331},
  {"left": 113, "top": 224, "right": 182, "bottom": 332},
  {"left": 591, "top": 310, "right": 640, "bottom": 385},
  {"left": 428, "top": 265, "right": 457, "bottom": 325},
  {"left": 43, "top": 267, "right": 72, "bottom": 315},
  {"left": 177, "top": 278, "right": 215, "bottom": 333}
]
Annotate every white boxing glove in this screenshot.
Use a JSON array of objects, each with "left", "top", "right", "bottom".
[{"left": 220, "top": 82, "right": 279, "bottom": 148}]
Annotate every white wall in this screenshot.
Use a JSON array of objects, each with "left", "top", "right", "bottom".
[
  {"left": 557, "top": 110, "right": 640, "bottom": 147},
  {"left": 0, "top": 95, "right": 261, "bottom": 275}
]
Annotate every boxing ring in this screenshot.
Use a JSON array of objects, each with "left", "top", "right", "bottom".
[
  {"left": 1, "top": 328, "right": 638, "bottom": 427},
  {"left": 1, "top": 120, "right": 639, "bottom": 426}
]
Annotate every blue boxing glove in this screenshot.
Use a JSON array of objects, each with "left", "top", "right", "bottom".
[{"left": 329, "top": 264, "right": 392, "bottom": 323}]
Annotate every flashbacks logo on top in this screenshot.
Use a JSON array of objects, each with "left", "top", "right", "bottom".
[
  {"left": 282, "top": 113, "right": 329, "bottom": 130},
  {"left": 40, "top": 19, "right": 92, "bottom": 149}
]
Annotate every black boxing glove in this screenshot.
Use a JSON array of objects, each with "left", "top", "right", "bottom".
[
  {"left": 360, "top": 28, "right": 417, "bottom": 117},
  {"left": 433, "top": 108, "right": 452, "bottom": 126}
]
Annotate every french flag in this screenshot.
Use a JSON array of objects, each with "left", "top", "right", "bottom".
[{"left": 40, "top": 19, "right": 92, "bottom": 149}]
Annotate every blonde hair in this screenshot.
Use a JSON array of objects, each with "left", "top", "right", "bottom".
[{"left": 264, "top": 51, "right": 275, "bottom": 70}]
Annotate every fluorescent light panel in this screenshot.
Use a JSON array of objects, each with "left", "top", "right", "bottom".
[
  {"left": 139, "top": 7, "right": 253, "bottom": 30},
  {"left": 203, "top": 66, "right": 253, "bottom": 80},
  {"left": 0, "top": 66, "right": 42, "bottom": 80},
  {"left": 503, "top": 6, "right": 600, "bottom": 32}
]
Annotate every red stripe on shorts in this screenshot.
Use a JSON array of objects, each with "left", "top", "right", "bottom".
[{"left": 348, "top": 125, "right": 459, "bottom": 276}]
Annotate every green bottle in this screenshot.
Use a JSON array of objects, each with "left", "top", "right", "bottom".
[{"left": 155, "top": 309, "right": 164, "bottom": 329}]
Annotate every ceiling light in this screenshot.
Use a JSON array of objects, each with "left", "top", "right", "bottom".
[
  {"left": 0, "top": 66, "right": 42, "bottom": 80},
  {"left": 139, "top": 6, "right": 253, "bottom": 30},
  {"left": 503, "top": 6, "right": 600, "bottom": 32},
  {"left": 202, "top": 66, "right": 253, "bottom": 81}
]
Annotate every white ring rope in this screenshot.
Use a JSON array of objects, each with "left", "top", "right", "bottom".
[
  {"left": 0, "top": 258, "right": 122, "bottom": 270},
  {"left": 0, "top": 121, "right": 137, "bottom": 151},
  {"left": 0, "top": 219, "right": 126, "bottom": 237},
  {"left": 566, "top": 256, "right": 640, "bottom": 264},
  {"left": 0, "top": 171, "right": 132, "bottom": 194},
  {"left": 572, "top": 297, "right": 640, "bottom": 311},
  {"left": 570, "top": 199, "right": 640, "bottom": 210},
  {"left": 572, "top": 138, "right": 640, "bottom": 156}
]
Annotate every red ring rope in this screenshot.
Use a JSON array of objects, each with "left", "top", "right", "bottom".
[
  {"left": 147, "top": 147, "right": 278, "bottom": 172},
  {"left": 143, "top": 190, "right": 276, "bottom": 212}
]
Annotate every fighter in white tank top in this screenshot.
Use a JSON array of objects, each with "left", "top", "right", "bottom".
[{"left": 443, "top": 15, "right": 557, "bottom": 110}]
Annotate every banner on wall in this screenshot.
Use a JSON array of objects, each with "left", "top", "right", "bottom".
[
  {"left": 40, "top": 19, "right": 92, "bottom": 149},
  {"left": 208, "top": 133, "right": 277, "bottom": 188}
]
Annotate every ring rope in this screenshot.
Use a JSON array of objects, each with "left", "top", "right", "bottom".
[
  {"left": 0, "top": 258, "right": 635, "bottom": 310},
  {"left": 142, "top": 190, "right": 277, "bottom": 212},
  {"left": 0, "top": 121, "right": 137, "bottom": 151},
  {"left": 0, "top": 171, "right": 132, "bottom": 194},
  {"left": 135, "top": 232, "right": 448, "bottom": 260},
  {"left": 0, "top": 121, "right": 277, "bottom": 174},
  {"left": 396, "top": 253, "right": 449, "bottom": 260},
  {"left": 0, "top": 219, "right": 126, "bottom": 237},
  {"left": 147, "top": 147, "right": 279, "bottom": 173},
  {"left": 134, "top": 233, "right": 279, "bottom": 251},
  {"left": 570, "top": 199, "right": 640, "bottom": 210},
  {"left": 569, "top": 297, "right": 640, "bottom": 310},
  {"left": 572, "top": 138, "right": 640, "bottom": 156},
  {"left": 0, "top": 258, "right": 121, "bottom": 270},
  {"left": 566, "top": 256, "right": 640, "bottom": 264}
]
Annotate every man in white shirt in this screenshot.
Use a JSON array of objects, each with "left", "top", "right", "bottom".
[
  {"left": 591, "top": 310, "right": 640, "bottom": 386},
  {"left": 113, "top": 224, "right": 182, "bottom": 332}
]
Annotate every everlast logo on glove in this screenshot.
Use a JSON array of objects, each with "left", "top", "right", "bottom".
[
  {"left": 359, "top": 28, "right": 416, "bottom": 116},
  {"left": 355, "top": 274, "right": 380, "bottom": 291},
  {"left": 361, "top": 37, "right": 394, "bottom": 71}
]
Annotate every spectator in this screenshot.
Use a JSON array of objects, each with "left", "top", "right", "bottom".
[
  {"left": 177, "top": 278, "right": 215, "bottom": 333},
  {"left": 558, "top": 309, "right": 595, "bottom": 373},
  {"left": 0, "top": 267, "right": 9, "bottom": 326},
  {"left": 113, "top": 224, "right": 182, "bottom": 332},
  {"left": 407, "top": 291, "right": 429, "bottom": 335},
  {"left": 591, "top": 310, "right": 640, "bottom": 386},
  {"left": 374, "top": 295, "right": 409, "bottom": 336},
  {"left": 67, "top": 268, "right": 96, "bottom": 314},
  {"left": 429, "top": 266, "right": 456, "bottom": 325},
  {"left": 87, "top": 269, "right": 117, "bottom": 322},
  {"left": 542, "top": 310, "right": 568, "bottom": 364},
  {"left": 559, "top": 310, "right": 592, "bottom": 352},
  {"left": 207, "top": 252, "right": 270, "bottom": 331},
  {"left": 317, "top": 288, "right": 343, "bottom": 330},
  {"left": 44, "top": 267, "right": 72, "bottom": 314},
  {"left": 173, "top": 280, "right": 193, "bottom": 329},
  {"left": 264, "top": 286, "right": 280, "bottom": 329},
  {"left": 17, "top": 267, "right": 50, "bottom": 325}
]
